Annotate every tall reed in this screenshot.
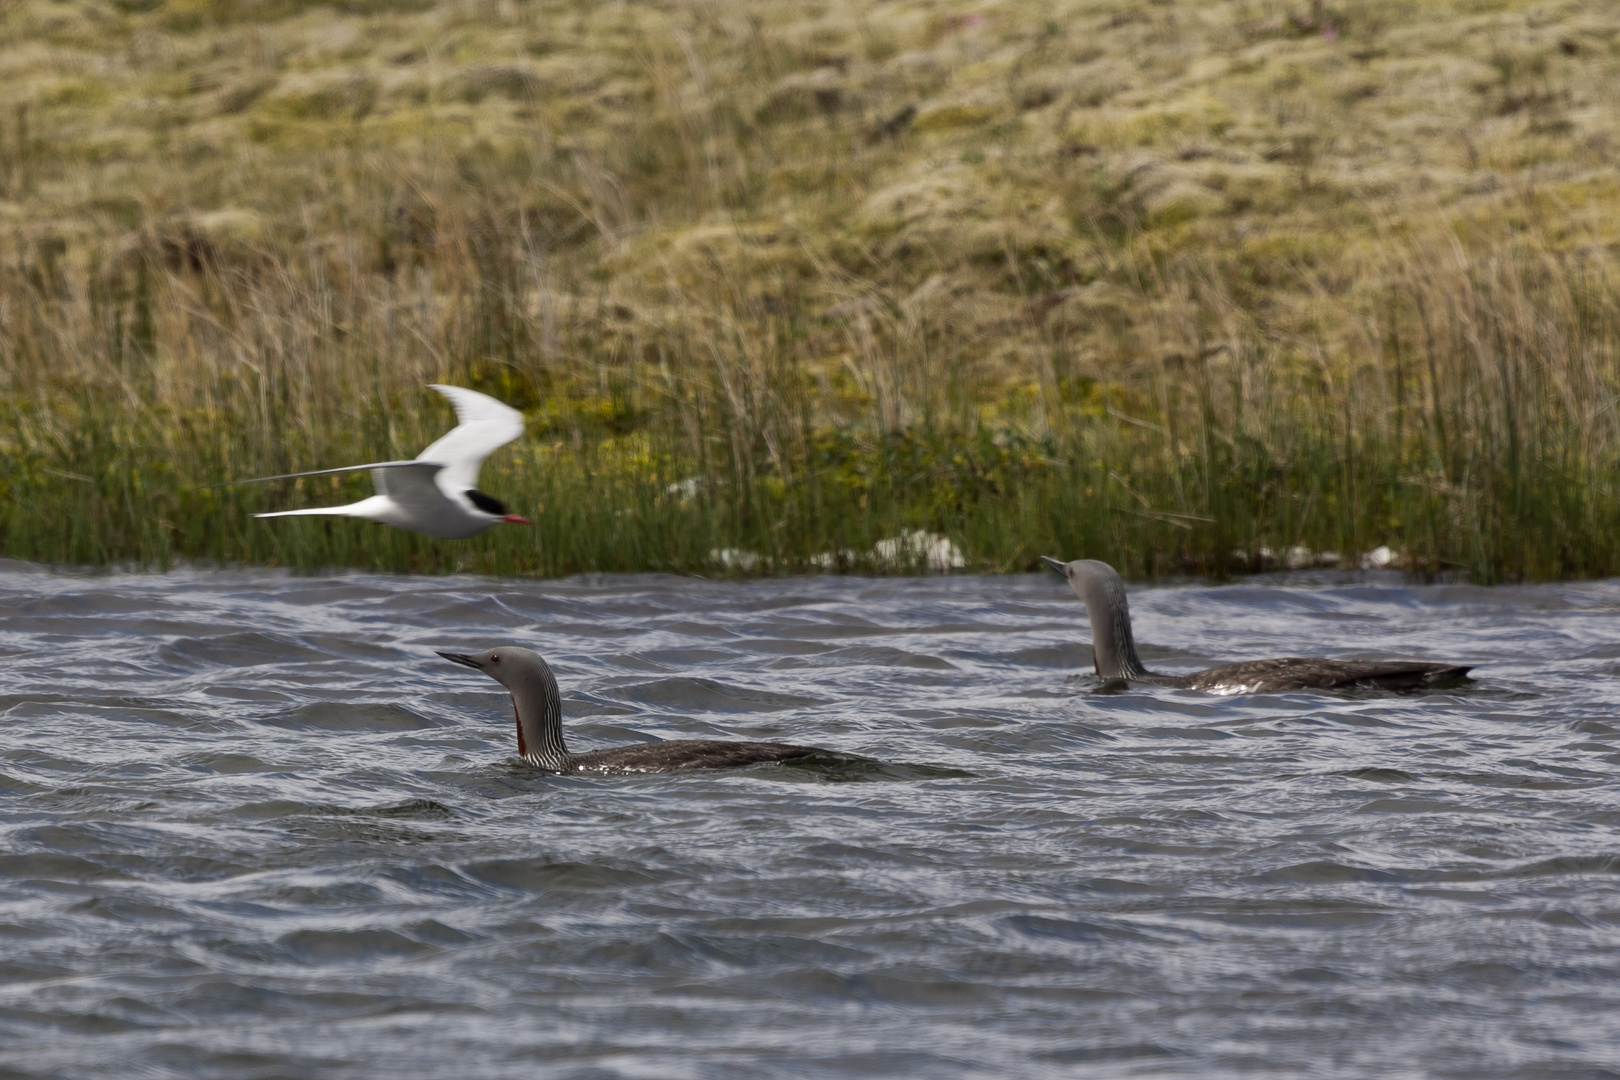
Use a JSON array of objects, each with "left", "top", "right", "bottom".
[{"left": 3, "top": 206, "right": 1617, "bottom": 580}]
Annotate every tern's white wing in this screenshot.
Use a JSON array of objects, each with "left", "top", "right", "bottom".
[
  {"left": 416, "top": 384, "right": 526, "bottom": 493},
  {"left": 370, "top": 461, "right": 487, "bottom": 537},
  {"left": 225, "top": 460, "right": 419, "bottom": 487},
  {"left": 370, "top": 461, "right": 450, "bottom": 512}
]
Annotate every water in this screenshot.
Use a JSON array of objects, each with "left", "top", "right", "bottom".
[{"left": 2, "top": 563, "right": 1619, "bottom": 1079}]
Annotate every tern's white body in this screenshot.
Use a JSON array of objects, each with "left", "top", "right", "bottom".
[{"left": 245, "top": 385, "right": 529, "bottom": 540}]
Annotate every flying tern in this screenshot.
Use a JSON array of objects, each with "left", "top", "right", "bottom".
[{"left": 238, "top": 384, "right": 531, "bottom": 539}]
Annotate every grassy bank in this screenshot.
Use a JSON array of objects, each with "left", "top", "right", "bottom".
[{"left": 3, "top": 0, "right": 1620, "bottom": 579}]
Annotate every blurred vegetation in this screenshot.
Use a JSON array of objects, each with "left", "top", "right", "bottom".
[{"left": 3, "top": 0, "right": 1620, "bottom": 579}]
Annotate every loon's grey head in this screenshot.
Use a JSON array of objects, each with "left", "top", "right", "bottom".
[
  {"left": 437, "top": 645, "right": 549, "bottom": 689},
  {"left": 1041, "top": 556, "right": 1124, "bottom": 595}
]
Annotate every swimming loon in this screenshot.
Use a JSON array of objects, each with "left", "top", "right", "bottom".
[
  {"left": 438, "top": 646, "right": 829, "bottom": 772},
  {"left": 1042, "top": 557, "right": 1472, "bottom": 693}
]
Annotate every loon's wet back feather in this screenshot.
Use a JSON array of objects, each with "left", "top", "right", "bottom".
[
  {"left": 438, "top": 647, "right": 829, "bottom": 774},
  {"left": 565, "top": 740, "right": 823, "bottom": 773},
  {"left": 1149, "top": 656, "right": 1471, "bottom": 693},
  {"left": 1040, "top": 557, "right": 1472, "bottom": 693}
]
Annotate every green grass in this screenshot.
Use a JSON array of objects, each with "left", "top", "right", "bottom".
[
  {"left": 4, "top": 0, "right": 1620, "bottom": 579},
  {"left": 7, "top": 238, "right": 1619, "bottom": 582}
]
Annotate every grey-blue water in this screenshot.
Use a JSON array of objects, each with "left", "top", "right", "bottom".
[{"left": 2, "top": 564, "right": 1618, "bottom": 1079}]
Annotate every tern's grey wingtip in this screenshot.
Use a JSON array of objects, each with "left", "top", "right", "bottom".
[{"left": 1040, "top": 556, "right": 1068, "bottom": 575}]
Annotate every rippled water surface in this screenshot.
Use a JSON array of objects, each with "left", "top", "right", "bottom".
[{"left": 3, "top": 563, "right": 1620, "bottom": 1078}]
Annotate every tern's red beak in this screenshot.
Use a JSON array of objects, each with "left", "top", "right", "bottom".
[{"left": 501, "top": 514, "right": 532, "bottom": 525}]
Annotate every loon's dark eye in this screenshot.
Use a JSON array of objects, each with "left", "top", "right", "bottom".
[{"left": 490, "top": 654, "right": 500, "bottom": 664}]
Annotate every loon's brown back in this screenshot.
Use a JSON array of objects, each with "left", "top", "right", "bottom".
[
  {"left": 566, "top": 740, "right": 823, "bottom": 774},
  {"left": 1154, "top": 658, "right": 1473, "bottom": 693}
]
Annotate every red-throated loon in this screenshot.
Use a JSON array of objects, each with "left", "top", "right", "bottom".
[
  {"left": 1041, "top": 557, "right": 1472, "bottom": 693},
  {"left": 438, "top": 647, "right": 830, "bottom": 772}
]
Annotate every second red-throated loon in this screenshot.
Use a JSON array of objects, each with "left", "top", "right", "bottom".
[{"left": 1041, "top": 557, "right": 1472, "bottom": 692}]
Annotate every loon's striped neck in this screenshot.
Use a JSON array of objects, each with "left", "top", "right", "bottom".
[{"left": 508, "top": 660, "right": 572, "bottom": 770}]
